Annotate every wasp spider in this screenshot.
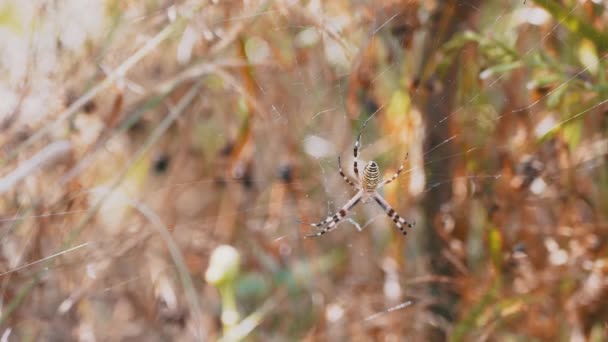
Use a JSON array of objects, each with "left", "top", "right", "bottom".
[{"left": 301, "top": 121, "right": 415, "bottom": 238}]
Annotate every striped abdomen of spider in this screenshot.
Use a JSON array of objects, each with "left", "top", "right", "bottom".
[
  {"left": 362, "top": 161, "right": 380, "bottom": 193},
  {"left": 300, "top": 117, "right": 416, "bottom": 238}
]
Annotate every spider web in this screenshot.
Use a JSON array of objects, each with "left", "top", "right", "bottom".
[
  {"left": 0, "top": 0, "right": 568, "bottom": 289},
  {"left": 293, "top": 0, "right": 605, "bottom": 246},
  {"left": 1, "top": 0, "right": 607, "bottom": 339},
  {"left": 272, "top": 0, "right": 606, "bottom": 333}
]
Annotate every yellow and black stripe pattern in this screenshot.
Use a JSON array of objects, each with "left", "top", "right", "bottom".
[
  {"left": 362, "top": 161, "right": 380, "bottom": 192},
  {"left": 300, "top": 115, "right": 415, "bottom": 238}
]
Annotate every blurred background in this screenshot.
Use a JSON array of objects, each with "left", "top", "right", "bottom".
[{"left": 1, "top": 0, "right": 607, "bottom": 340}]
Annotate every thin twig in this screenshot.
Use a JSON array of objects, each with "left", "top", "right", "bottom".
[
  {"left": 4, "top": 19, "right": 182, "bottom": 164},
  {"left": 0, "top": 140, "right": 72, "bottom": 195},
  {"left": 0, "top": 82, "right": 202, "bottom": 329}
]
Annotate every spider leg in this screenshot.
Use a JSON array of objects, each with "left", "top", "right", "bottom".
[
  {"left": 338, "top": 156, "right": 357, "bottom": 188},
  {"left": 353, "top": 105, "right": 384, "bottom": 181},
  {"left": 353, "top": 109, "right": 378, "bottom": 182},
  {"left": 373, "top": 193, "right": 415, "bottom": 236},
  {"left": 301, "top": 191, "right": 362, "bottom": 238},
  {"left": 353, "top": 132, "right": 362, "bottom": 181},
  {"left": 378, "top": 154, "right": 408, "bottom": 188}
]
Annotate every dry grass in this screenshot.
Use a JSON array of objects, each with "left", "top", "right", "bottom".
[{"left": 1, "top": 0, "right": 608, "bottom": 340}]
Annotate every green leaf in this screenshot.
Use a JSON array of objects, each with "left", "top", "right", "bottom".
[
  {"left": 387, "top": 90, "right": 411, "bottom": 119},
  {"left": 547, "top": 84, "right": 567, "bottom": 108},
  {"left": 562, "top": 120, "right": 582, "bottom": 149},
  {"left": 533, "top": 0, "right": 608, "bottom": 52},
  {"left": 479, "top": 61, "right": 523, "bottom": 79},
  {"left": 488, "top": 227, "right": 503, "bottom": 271},
  {"left": 578, "top": 39, "right": 599, "bottom": 76}
]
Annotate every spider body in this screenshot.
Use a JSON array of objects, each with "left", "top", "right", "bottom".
[
  {"left": 301, "top": 119, "right": 415, "bottom": 238},
  {"left": 362, "top": 161, "right": 380, "bottom": 193}
]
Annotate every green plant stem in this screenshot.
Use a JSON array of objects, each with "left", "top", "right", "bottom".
[{"left": 219, "top": 284, "right": 240, "bottom": 333}]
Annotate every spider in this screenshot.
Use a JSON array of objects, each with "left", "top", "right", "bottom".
[{"left": 300, "top": 119, "right": 415, "bottom": 238}]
